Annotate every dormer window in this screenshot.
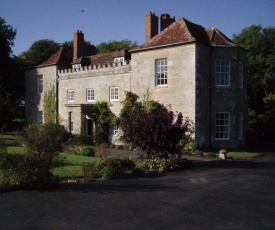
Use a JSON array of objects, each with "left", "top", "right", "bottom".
[
  {"left": 72, "top": 64, "right": 81, "bottom": 69},
  {"left": 114, "top": 57, "right": 124, "bottom": 64}
]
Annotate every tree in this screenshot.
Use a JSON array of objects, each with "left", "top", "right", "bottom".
[
  {"left": 0, "top": 18, "right": 24, "bottom": 130},
  {"left": 233, "top": 25, "right": 275, "bottom": 113},
  {"left": 96, "top": 39, "right": 138, "bottom": 54},
  {"left": 233, "top": 25, "right": 275, "bottom": 144},
  {"left": 0, "top": 17, "right": 16, "bottom": 64},
  {"left": 18, "top": 39, "right": 60, "bottom": 66},
  {"left": 120, "top": 91, "right": 192, "bottom": 157}
]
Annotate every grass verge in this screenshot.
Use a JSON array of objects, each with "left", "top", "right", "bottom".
[
  {"left": 227, "top": 151, "right": 261, "bottom": 158},
  {"left": 53, "top": 152, "right": 99, "bottom": 179}
]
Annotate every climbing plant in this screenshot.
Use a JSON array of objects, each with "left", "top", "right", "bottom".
[
  {"left": 91, "top": 101, "right": 116, "bottom": 144},
  {"left": 43, "top": 85, "right": 61, "bottom": 124}
]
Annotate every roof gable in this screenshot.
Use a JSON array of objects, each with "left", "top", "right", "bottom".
[
  {"left": 36, "top": 45, "right": 73, "bottom": 67},
  {"left": 206, "top": 28, "right": 238, "bottom": 47},
  {"left": 131, "top": 17, "right": 238, "bottom": 52}
]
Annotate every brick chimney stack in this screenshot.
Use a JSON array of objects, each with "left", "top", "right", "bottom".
[
  {"left": 73, "top": 30, "right": 84, "bottom": 60},
  {"left": 145, "top": 11, "right": 159, "bottom": 42},
  {"left": 160, "top": 13, "right": 175, "bottom": 31}
]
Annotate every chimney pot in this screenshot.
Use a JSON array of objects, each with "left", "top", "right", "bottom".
[{"left": 145, "top": 12, "right": 159, "bottom": 42}]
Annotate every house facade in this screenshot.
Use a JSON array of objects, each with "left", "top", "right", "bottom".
[{"left": 25, "top": 12, "right": 248, "bottom": 149}]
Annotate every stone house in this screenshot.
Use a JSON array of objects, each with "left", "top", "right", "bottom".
[{"left": 25, "top": 12, "right": 248, "bottom": 149}]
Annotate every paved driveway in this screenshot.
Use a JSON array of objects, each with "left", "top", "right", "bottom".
[{"left": 0, "top": 153, "right": 275, "bottom": 230}]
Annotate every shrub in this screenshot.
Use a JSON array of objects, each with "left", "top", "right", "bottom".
[
  {"left": 183, "top": 138, "right": 197, "bottom": 154},
  {"left": 120, "top": 91, "right": 194, "bottom": 158},
  {"left": 115, "top": 145, "right": 124, "bottom": 150},
  {"left": 192, "top": 150, "right": 204, "bottom": 156},
  {"left": 23, "top": 123, "right": 66, "bottom": 154},
  {"left": 80, "top": 147, "right": 95, "bottom": 157},
  {"left": 82, "top": 161, "right": 100, "bottom": 179},
  {"left": 136, "top": 156, "right": 192, "bottom": 174},
  {"left": 70, "top": 134, "right": 94, "bottom": 145},
  {"left": 82, "top": 157, "right": 136, "bottom": 179},
  {"left": 0, "top": 149, "right": 61, "bottom": 191},
  {"left": 95, "top": 143, "right": 110, "bottom": 157},
  {"left": 0, "top": 123, "right": 66, "bottom": 191}
]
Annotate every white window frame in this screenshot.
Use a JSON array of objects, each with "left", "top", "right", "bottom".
[
  {"left": 86, "top": 88, "right": 95, "bottom": 102},
  {"left": 111, "top": 126, "right": 119, "bottom": 135},
  {"left": 238, "top": 112, "right": 243, "bottom": 139},
  {"left": 67, "top": 90, "right": 74, "bottom": 103},
  {"left": 72, "top": 64, "right": 81, "bottom": 69},
  {"left": 239, "top": 61, "right": 244, "bottom": 88},
  {"left": 215, "top": 112, "right": 230, "bottom": 140},
  {"left": 215, "top": 59, "right": 230, "bottom": 87},
  {"left": 156, "top": 58, "right": 168, "bottom": 86},
  {"left": 114, "top": 57, "right": 125, "bottom": 63},
  {"left": 110, "top": 87, "right": 119, "bottom": 102},
  {"left": 37, "top": 75, "right": 43, "bottom": 94}
]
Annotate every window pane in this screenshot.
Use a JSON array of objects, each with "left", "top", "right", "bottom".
[
  {"left": 215, "top": 112, "right": 230, "bottom": 139},
  {"left": 37, "top": 75, "right": 43, "bottom": 94},
  {"left": 67, "top": 90, "right": 74, "bottom": 102},
  {"left": 110, "top": 87, "right": 119, "bottom": 101},
  {"left": 215, "top": 60, "right": 230, "bottom": 87},
  {"left": 156, "top": 58, "right": 168, "bottom": 86}
]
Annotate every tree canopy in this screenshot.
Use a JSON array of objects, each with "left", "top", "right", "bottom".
[
  {"left": 233, "top": 25, "right": 275, "bottom": 113},
  {"left": 0, "top": 17, "right": 16, "bottom": 63},
  {"left": 0, "top": 18, "right": 24, "bottom": 129},
  {"left": 18, "top": 39, "right": 60, "bottom": 66},
  {"left": 96, "top": 39, "right": 138, "bottom": 54},
  {"left": 233, "top": 25, "right": 275, "bottom": 144}
]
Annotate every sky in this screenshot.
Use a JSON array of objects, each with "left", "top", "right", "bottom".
[{"left": 1, "top": 0, "right": 275, "bottom": 56}]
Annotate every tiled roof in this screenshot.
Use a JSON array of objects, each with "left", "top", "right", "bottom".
[
  {"left": 131, "top": 17, "right": 238, "bottom": 52},
  {"left": 206, "top": 28, "right": 238, "bottom": 47},
  {"left": 36, "top": 45, "right": 73, "bottom": 67},
  {"left": 89, "top": 50, "right": 130, "bottom": 65}
]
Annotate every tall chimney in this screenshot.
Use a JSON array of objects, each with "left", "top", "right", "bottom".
[
  {"left": 160, "top": 13, "right": 175, "bottom": 31},
  {"left": 73, "top": 30, "right": 84, "bottom": 60},
  {"left": 145, "top": 11, "right": 159, "bottom": 42}
]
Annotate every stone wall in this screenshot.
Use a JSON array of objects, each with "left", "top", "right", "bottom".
[
  {"left": 58, "top": 63, "right": 131, "bottom": 133},
  {"left": 25, "top": 65, "right": 57, "bottom": 123},
  {"left": 210, "top": 47, "right": 248, "bottom": 149},
  {"left": 130, "top": 44, "right": 197, "bottom": 123},
  {"left": 195, "top": 44, "right": 211, "bottom": 148}
]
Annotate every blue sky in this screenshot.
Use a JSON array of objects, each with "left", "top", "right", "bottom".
[{"left": 1, "top": 0, "right": 275, "bottom": 55}]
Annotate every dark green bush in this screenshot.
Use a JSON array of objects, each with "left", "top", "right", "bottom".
[
  {"left": 0, "top": 150, "right": 61, "bottom": 191},
  {"left": 82, "top": 157, "right": 136, "bottom": 179},
  {"left": 80, "top": 146, "right": 95, "bottom": 157},
  {"left": 23, "top": 123, "right": 66, "bottom": 154},
  {"left": 0, "top": 123, "right": 65, "bottom": 192},
  {"left": 182, "top": 138, "right": 197, "bottom": 154}
]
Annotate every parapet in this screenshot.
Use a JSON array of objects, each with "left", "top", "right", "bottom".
[{"left": 58, "top": 60, "right": 131, "bottom": 80}]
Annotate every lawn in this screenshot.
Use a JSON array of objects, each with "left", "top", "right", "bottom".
[
  {"left": 53, "top": 153, "right": 99, "bottom": 179},
  {"left": 5, "top": 142, "right": 98, "bottom": 179},
  {"left": 227, "top": 151, "right": 261, "bottom": 158},
  {"left": 7, "top": 146, "right": 27, "bottom": 154},
  {"left": 0, "top": 134, "right": 18, "bottom": 140},
  {"left": 1, "top": 133, "right": 262, "bottom": 180}
]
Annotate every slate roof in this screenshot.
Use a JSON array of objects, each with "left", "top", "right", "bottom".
[
  {"left": 130, "top": 17, "right": 239, "bottom": 52},
  {"left": 36, "top": 45, "right": 73, "bottom": 67}
]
